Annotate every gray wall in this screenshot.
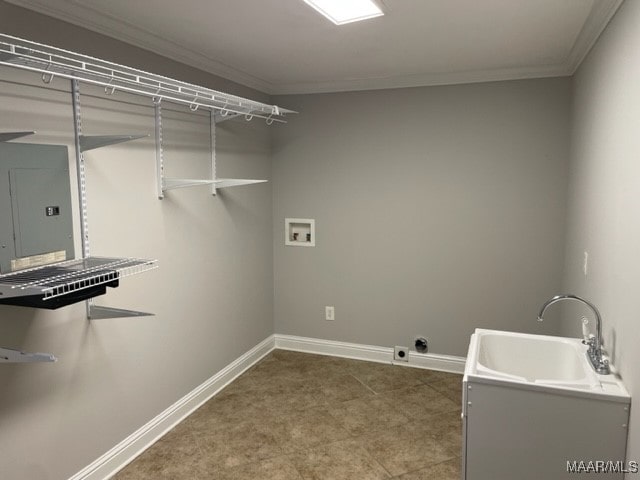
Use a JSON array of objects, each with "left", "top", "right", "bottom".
[
  {"left": 562, "top": 0, "right": 640, "bottom": 463},
  {"left": 272, "top": 78, "right": 571, "bottom": 357},
  {"left": 0, "top": 6, "right": 273, "bottom": 480}
]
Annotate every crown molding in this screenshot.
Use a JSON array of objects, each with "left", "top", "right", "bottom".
[
  {"left": 5, "top": 0, "right": 624, "bottom": 96},
  {"left": 271, "top": 63, "right": 572, "bottom": 95},
  {"left": 565, "top": 0, "right": 625, "bottom": 74},
  {"left": 3, "top": 0, "right": 276, "bottom": 94}
]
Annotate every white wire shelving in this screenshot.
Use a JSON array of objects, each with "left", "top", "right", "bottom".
[
  {"left": 154, "top": 104, "right": 270, "bottom": 198},
  {"left": 0, "top": 34, "right": 295, "bottom": 124},
  {"left": 0, "top": 34, "right": 286, "bottom": 199},
  {"left": 0, "top": 257, "right": 158, "bottom": 302},
  {"left": 0, "top": 33, "right": 287, "bottom": 343}
]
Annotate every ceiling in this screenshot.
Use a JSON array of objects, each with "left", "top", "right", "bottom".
[{"left": 6, "top": 0, "right": 624, "bottom": 95}]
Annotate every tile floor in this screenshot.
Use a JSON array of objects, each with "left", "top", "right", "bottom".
[{"left": 114, "top": 350, "right": 463, "bottom": 480}]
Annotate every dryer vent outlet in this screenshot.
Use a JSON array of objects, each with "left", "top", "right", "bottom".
[
  {"left": 414, "top": 337, "right": 429, "bottom": 354},
  {"left": 394, "top": 346, "right": 409, "bottom": 362}
]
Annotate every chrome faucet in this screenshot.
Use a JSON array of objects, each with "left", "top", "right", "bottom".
[{"left": 537, "top": 294, "right": 610, "bottom": 375}]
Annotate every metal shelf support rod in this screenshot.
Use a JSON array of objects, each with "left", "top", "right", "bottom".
[
  {"left": 210, "top": 110, "right": 217, "bottom": 196},
  {"left": 155, "top": 101, "right": 165, "bottom": 200},
  {"left": 71, "top": 79, "right": 92, "bottom": 319}
]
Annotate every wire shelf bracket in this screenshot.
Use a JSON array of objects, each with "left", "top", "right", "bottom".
[
  {"left": 215, "top": 178, "right": 267, "bottom": 188},
  {"left": 0, "top": 346, "right": 56, "bottom": 363},
  {"left": 80, "top": 134, "right": 148, "bottom": 153},
  {"left": 89, "top": 305, "right": 154, "bottom": 320},
  {"left": 0, "top": 131, "right": 36, "bottom": 142}
]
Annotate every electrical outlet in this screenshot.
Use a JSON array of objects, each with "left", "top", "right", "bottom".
[
  {"left": 325, "top": 306, "right": 335, "bottom": 321},
  {"left": 394, "top": 346, "right": 409, "bottom": 362}
]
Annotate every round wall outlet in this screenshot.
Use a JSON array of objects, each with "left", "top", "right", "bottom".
[{"left": 394, "top": 346, "right": 409, "bottom": 362}]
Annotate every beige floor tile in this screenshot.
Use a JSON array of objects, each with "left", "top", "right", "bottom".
[
  {"left": 269, "top": 407, "right": 351, "bottom": 454},
  {"left": 269, "top": 350, "right": 350, "bottom": 377},
  {"left": 415, "top": 369, "right": 462, "bottom": 385},
  {"left": 379, "top": 385, "right": 459, "bottom": 421},
  {"left": 428, "top": 376, "right": 463, "bottom": 403},
  {"left": 224, "top": 366, "right": 315, "bottom": 394},
  {"left": 194, "top": 418, "right": 283, "bottom": 470},
  {"left": 115, "top": 351, "right": 464, "bottom": 480},
  {"left": 426, "top": 411, "right": 463, "bottom": 457},
  {"left": 318, "top": 373, "right": 375, "bottom": 403},
  {"left": 348, "top": 362, "right": 426, "bottom": 393},
  {"left": 427, "top": 410, "right": 462, "bottom": 434},
  {"left": 393, "top": 458, "right": 461, "bottom": 480},
  {"left": 113, "top": 428, "right": 204, "bottom": 479},
  {"left": 328, "top": 396, "right": 410, "bottom": 436},
  {"left": 360, "top": 422, "right": 458, "bottom": 476},
  {"left": 199, "top": 456, "right": 304, "bottom": 480},
  {"left": 202, "top": 381, "right": 328, "bottom": 421},
  {"left": 184, "top": 388, "right": 265, "bottom": 431},
  {"left": 289, "top": 439, "right": 391, "bottom": 480}
]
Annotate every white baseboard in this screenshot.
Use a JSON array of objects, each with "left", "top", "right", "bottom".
[
  {"left": 274, "top": 334, "right": 392, "bottom": 364},
  {"left": 406, "top": 350, "right": 467, "bottom": 373},
  {"left": 274, "top": 334, "right": 466, "bottom": 374},
  {"left": 68, "top": 335, "right": 276, "bottom": 480},
  {"left": 69, "top": 334, "right": 465, "bottom": 480}
]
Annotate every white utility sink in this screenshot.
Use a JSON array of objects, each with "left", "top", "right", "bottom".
[
  {"left": 474, "top": 329, "right": 600, "bottom": 390},
  {"left": 462, "top": 329, "right": 631, "bottom": 479}
]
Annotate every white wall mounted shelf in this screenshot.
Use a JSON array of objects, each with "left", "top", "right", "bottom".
[
  {"left": 155, "top": 106, "right": 269, "bottom": 199},
  {"left": 162, "top": 178, "right": 216, "bottom": 191},
  {"left": 0, "top": 346, "right": 56, "bottom": 363},
  {"left": 161, "top": 178, "right": 267, "bottom": 192}
]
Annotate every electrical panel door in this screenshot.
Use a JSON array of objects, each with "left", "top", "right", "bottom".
[{"left": 0, "top": 143, "right": 74, "bottom": 273}]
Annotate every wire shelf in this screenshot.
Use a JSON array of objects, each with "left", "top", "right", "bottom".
[
  {"left": 0, "top": 256, "right": 157, "bottom": 301},
  {"left": 0, "top": 34, "right": 295, "bottom": 124}
]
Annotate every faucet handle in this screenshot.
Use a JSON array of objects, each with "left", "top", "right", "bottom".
[
  {"left": 596, "top": 358, "right": 610, "bottom": 375},
  {"left": 581, "top": 316, "right": 590, "bottom": 342},
  {"left": 582, "top": 334, "right": 596, "bottom": 349}
]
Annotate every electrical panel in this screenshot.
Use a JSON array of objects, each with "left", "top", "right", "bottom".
[{"left": 0, "top": 143, "right": 74, "bottom": 274}]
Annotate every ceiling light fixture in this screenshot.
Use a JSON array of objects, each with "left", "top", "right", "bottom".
[{"left": 303, "top": 0, "right": 384, "bottom": 25}]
